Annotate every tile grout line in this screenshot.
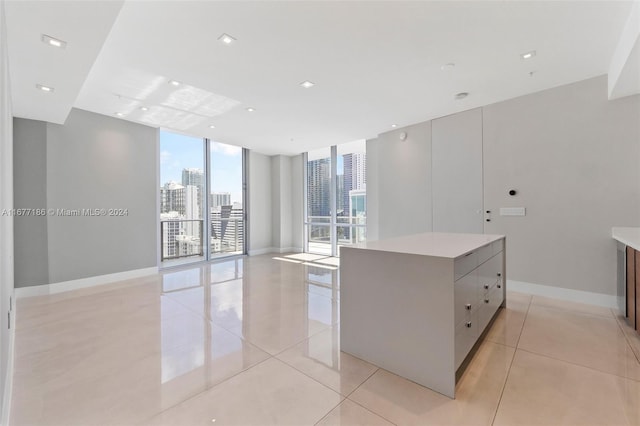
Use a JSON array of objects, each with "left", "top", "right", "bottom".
[
  {"left": 520, "top": 299, "right": 640, "bottom": 383},
  {"left": 516, "top": 346, "right": 640, "bottom": 383},
  {"left": 514, "top": 296, "right": 533, "bottom": 349},
  {"left": 489, "top": 342, "right": 517, "bottom": 426},
  {"left": 490, "top": 295, "right": 533, "bottom": 425},
  {"left": 342, "top": 368, "right": 402, "bottom": 426},
  {"left": 344, "top": 394, "right": 399, "bottom": 426},
  {"left": 612, "top": 312, "right": 640, "bottom": 365},
  {"left": 134, "top": 355, "right": 275, "bottom": 425}
]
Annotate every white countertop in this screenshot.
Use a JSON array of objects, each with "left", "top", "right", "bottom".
[
  {"left": 612, "top": 227, "right": 640, "bottom": 251},
  {"left": 347, "top": 232, "right": 505, "bottom": 259}
]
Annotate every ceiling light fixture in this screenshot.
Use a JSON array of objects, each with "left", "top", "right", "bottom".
[
  {"left": 454, "top": 92, "right": 469, "bottom": 100},
  {"left": 218, "top": 33, "right": 236, "bottom": 45},
  {"left": 521, "top": 50, "right": 536, "bottom": 60},
  {"left": 440, "top": 63, "right": 455, "bottom": 71},
  {"left": 115, "top": 112, "right": 124, "bottom": 117},
  {"left": 41, "top": 34, "right": 66, "bottom": 49},
  {"left": 35, "top": 84, "right": 54, "bottom": 92},
  {"left": 209, "top": 125, "right": 216, "bottom": 129},
  {"left": 140, "top": 106, "right": 149, "bottom": 111},
  {"left": 169, "top": 79, "right": 181, "bottom": 86},
  {"left": 391, "top": 124, "right": 398, "bottom": 128},
  {"left": 246, "top": 107, "right": 255, "bottom": 112},
  {"left": 300, "top": 81, "right": 315, "bottom": 89}
]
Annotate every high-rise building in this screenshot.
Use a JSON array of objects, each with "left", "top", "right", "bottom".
[
  {"left": 182, "top": 168, "right": 203, "bottom": 215},
  {"left": 160, "top": 181, "right": 185, "bottom": 214},
  {"left": 342, "top": 152, "right": 366, "bottom": 218},
  {"left": 307, "top": 157, "right": 331, "bottom": 218},
  {"left": 182, "top": 168, "right": 203, "bottom": 188},
  {"left": 336, "top": 175, "right": 344, "bottom": 214},
  {"left": 210, "top": 192, "right": 232, "bottom": 209}
]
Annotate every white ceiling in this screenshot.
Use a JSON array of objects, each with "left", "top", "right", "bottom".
[{"left": 6, "top": 1, "right": 638, "bottom": 155}]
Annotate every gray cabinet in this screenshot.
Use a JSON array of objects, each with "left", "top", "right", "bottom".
[{"left": 341, "top": 232, "right": 505, "bottom": 398}]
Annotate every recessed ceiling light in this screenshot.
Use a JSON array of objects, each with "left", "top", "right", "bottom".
[
  {"left": 218, "top": 33, "right": 236, "bottom": 45},
  {"left": 140, "top": 106, "right": 149, "bottom": 111},
  {"left": 35, "top": 84, "right": 54, "bottom": 92},
  {"left": 169, "top": 79, "right": 181, "bottom": 86},
  {"left": 440, "top": 63, "right": 455, "bottom": 71},
  {"left": 300, "top": 81, "right": 315, "bottom": 89},
  {"left": 391, "top": 124, "right": 398, "bottom": 128},
  {"left": 246, "top": 107, "right": 255, "bottom": 112},
  {"left": 521, "top": 50, "right": 536, "bottom": 60},
  {"left": 41, "top": 34, "right": 66, "bottom": 49},
  {"left": 209, "top": 125, "right": 216, "bottom": 129},
  {"left": 454, "top": 92, "right": 469, "bottom": 100},
  {"left": 115, "top": 112, "right": 124, "bottom": 117}
]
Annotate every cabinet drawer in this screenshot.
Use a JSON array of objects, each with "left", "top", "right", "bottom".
[
  {"left": 492, "top": 239, "right": 504, "bottom": 256},
  {"left": 478, "top": 286, "right": 504, "bottom": 333},
  {"left": 455, "top": 251, "right": 477, "bottom": 280},
  {"left": 477, "top": 243, "right": 493, "bottom": 265},
  {"left": 455, "top": 312, "right": 478, "bottom": 370},
  {"left": 454, "top": 270, "right": 478, "bottom": 326},
  {"left": 478, "top": 254, "right": 503, "bottom": 293}
]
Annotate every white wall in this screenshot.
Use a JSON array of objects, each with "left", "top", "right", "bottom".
[
  {"left": 432, "top": 108, "right": 483, "bottom": 233},
  {"left": 367, "top": 75, "right": 640, "bottom": 298},
  {"left": 366, "top": 122, "right": 433, "bottom": 240},
  {"left": 483, "top": 76, "right": 640, "bottom": 295},
  {"left": 0, "top": 0, "right": 13, "bottom": 421},
  {"left": 268, "top": 154, "right": 303, "bottom": 253},
  {"left": 248, "top": 151, "right": 273, "bottom": 255},
  {"left": 290, "top": 154, "right": 304, "bottom": 252}
]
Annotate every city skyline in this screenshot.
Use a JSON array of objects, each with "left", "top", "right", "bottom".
[{"left": 160, "top": 130, "right": 243, "bottom": 203}]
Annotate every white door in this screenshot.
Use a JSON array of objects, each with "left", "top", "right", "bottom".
[{"left": 431, "top": 108, "right": 483, "bottom": 233}]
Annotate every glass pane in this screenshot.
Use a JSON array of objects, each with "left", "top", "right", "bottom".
[
  {"left": 306, "top": 147, "right": 332, "bottom": 225},
  {"left": 210, "top": 141, "right": 244, "bottom": 257},
  {"left": 160, "top": 130, "right": 205, "bottom": 265},
  {"left": 336, "top": 140, "right": 366, "bottom": 232},
  {"left": 308, "top": 224, "right": 331, "bottom": 256}
]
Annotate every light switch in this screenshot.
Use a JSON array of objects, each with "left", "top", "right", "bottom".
[{"left": 500, "top": 207, "right": 526, "bottom": 216}]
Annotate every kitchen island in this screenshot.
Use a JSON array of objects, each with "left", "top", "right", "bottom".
[{"left": 340, "top": 232, "right": 506, "bottom": 398}]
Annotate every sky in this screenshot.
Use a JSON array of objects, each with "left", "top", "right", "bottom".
[{"left": 160, "top": 130, "right": 243, "bottom": 203}]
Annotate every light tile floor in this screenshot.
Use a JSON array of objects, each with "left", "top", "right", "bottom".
[{"left": 10, "top": 254, "right": 640, "bottom": 426}]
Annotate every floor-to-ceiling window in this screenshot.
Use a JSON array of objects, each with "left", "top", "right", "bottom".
[
  {"left": 160, "top": 130, "right": 246, "bottom": 266},
  {"left": 160, "top": 131, "right": 206, "bottom": 264},
  {"left": 304, "top": 140, "right": 366, "bottom": 256},
  {"left": 209, "top": 141, "right": 244, "bottom": 258}
]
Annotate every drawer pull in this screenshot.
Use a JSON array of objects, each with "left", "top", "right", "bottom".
[
  {"left": 484, "top": 284, "right": 489, "bottom": 290},
  {"left": 465, "top": 303, "right": 472, "bottom": 310},
  {"left": 497, "top": 272, "right": 502, "bottom": 277},
  {"left": 484, "top": 299, "right": 489, "bottom": 303},
  {"left": 465, "top": 321, "right": 472, "bottom": 328},
  {"left": 497, "top": 284, "right": 502, "bottom": 289}
]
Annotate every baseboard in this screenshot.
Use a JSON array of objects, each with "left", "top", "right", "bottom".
[
  {"left": 248, "top": 247, "right": 304, "bottom": 256},
  {"left": 277, "top": 247, "right": 303, "bottom": 254},
  {"left": 248, "top": 247, "right": 277, "bottom": 256},
  {"left": 507, "top": 279, "right": 618, "bottom": 309},
  {"left": 15, "top": 267, "right": 158, "bottom": 299},
  {"left": 1, "top": 294, "right": 15, "bottom": 426}
]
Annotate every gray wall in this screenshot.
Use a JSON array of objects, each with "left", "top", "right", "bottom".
[
  {"left": 290, "top": 154, "right": 304, "bottom": 252},
  {"left": 367, "top": 75, "right": 640, "bottom": 297},
  {"left": 367, "top": 121, "right": 433, "bottom": 240},
  {"left": 0, "top": 0, "right": 13, "bottom": 417},
  {"left": 250, "top": 152, "right": 303, "bottom": 254},
  {"left": 13, "top": 119, "right": 48, "bottom": 286},
  {"left": 248, "top": 151, "right": 272, "bottom": 254},
  {"left": 483, "top": 76, "right": 640, "bottom": 295},
  {"left": 13, "top": 109, "right": 158, "bottom": 287}
]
